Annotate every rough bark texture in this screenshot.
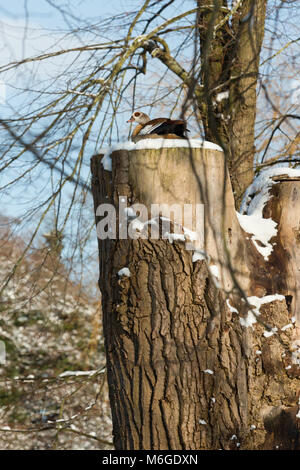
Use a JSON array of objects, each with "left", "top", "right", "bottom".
[
  {"left": 197, "top": 0, "right": 267, "bottom": 207},
  {"left": 91, "top": 147, "right": 300, "bottom": 450},
  {"left": 263, "top": 177, "right": 300, "bottom": 332}
]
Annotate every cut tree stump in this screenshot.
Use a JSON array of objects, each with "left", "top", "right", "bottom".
[
  {"left": 91, "top": 143, "right": 300, "bottom": 450},
  {"left": 264, "top": 178, "right": 300, "bottom": 343}
]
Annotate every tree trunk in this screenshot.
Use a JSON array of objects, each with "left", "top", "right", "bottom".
[
  {"left": 197, "top": 0, "right": 267, "bottom": 207},
  {"left": 91, "top": 144, "right": 300, "bottom": 450}
]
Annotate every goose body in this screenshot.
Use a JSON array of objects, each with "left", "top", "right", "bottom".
[{"left": 127, "top": 111, "right": 188, "bottom": 141}]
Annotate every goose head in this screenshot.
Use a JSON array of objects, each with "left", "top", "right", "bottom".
[{"left": 127, "top": 111, "right": 150, "bottom": 125}]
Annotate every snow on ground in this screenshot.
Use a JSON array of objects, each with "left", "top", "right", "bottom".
[{"left": 0, "top": 246, "right": 112, "bottom": 450}]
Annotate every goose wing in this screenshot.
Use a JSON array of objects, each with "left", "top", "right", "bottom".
[{"left": 138, "top": 118, "right": 169, "bottom": 136}]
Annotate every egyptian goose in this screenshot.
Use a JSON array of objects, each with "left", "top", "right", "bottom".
[{"left": 127, "top": 111, "right": 188, "bottom": 142}]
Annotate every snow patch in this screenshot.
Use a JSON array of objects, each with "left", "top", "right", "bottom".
[
  {"left": 101, "top": 153, "right": 112, "bottom": 171},
  {"left": 192, "top": 250, "right": 208, "bottom": 262},
  {"left": 209, "top": 265, "right": 220, "bottom": 279},
  {"left": 130, "top": 218, "right": 145, "bottom": 232},
  {"left": 118, "top": 267, "right": 131, "bottom": 277},
  {"left": 208, "top": 264, "right": 221, "bottom": 288},
  {"left": 241, "top": 167, "right": 300, "bottom": 214},
  {"left": 124, "top": 207, "right": 137, "bottom": 218},
  {"left": 226, "top": 299, "right": 239, "bottom": 314},
  {"left": 164, "top": 232, "right": 186, "bottom": 243},
  {"left": 100, "top": 138, "right": 223, "bottom": 171},
  {"left": 236, "top": 212, "right": 277, "bottom": 260},
  {"left": 182, "top": 227, "right": 197, "bottom": 241},
  {"left": 239, "top": 294, "right": 285, "bottom": 328},
  {"left": 239, "top": 167, "right": 300, "bottom": 260},
  {"left": 215, "top": 90, "right": 229, "bottom": 102},
  {"left": 263, "top": 327, "right": 278, "bottom": 338},
  {"left": 59, "top": 370, "right": 98, "bottom": 378}
]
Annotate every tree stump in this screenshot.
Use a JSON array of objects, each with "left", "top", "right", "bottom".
[
  {"left": 264, "top": 176, "right": 300, "bottom": 338},
  {"left": 91, "top": 143, "right": 300, "bottom": 450}
]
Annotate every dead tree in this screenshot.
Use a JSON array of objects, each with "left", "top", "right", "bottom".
[{"left": 91, "top": 143, "right": 300, "bottom": 450}]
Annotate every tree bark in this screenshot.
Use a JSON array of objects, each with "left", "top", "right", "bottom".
[
  {"left": 262, "top": 176, "right": 300, "bottom": 344},
  {"left": 197, "top": 0, "right": 267, "bottom": 207},
  {"left": 91, "top": 145, "right": 300, "bottom": 450}
]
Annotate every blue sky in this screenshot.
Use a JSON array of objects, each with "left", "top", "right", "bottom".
[
  {"left": 0, "top": 0, "right": 299, "bottom": 283},
  {"left": 0, "top": 0, "right": 197, "bottom": 286},
  {"left": 0, "top": 0, "right": 124, "bottom": 25},
  {"left": 0, "top": 0, "right": 172, "bottom": 282}
]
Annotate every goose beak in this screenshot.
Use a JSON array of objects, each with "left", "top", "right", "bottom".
[{"left": 127, "top": 116, "right": 134, "bottom": 123}]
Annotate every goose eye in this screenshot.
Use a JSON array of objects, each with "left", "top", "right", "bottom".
[{"left": 134, "top": 112, "right": 141, "bottom": 117}]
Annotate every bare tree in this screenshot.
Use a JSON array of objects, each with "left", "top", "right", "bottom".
[{"left": 0, "top": 0, "right": 300, "bottom": 450}]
